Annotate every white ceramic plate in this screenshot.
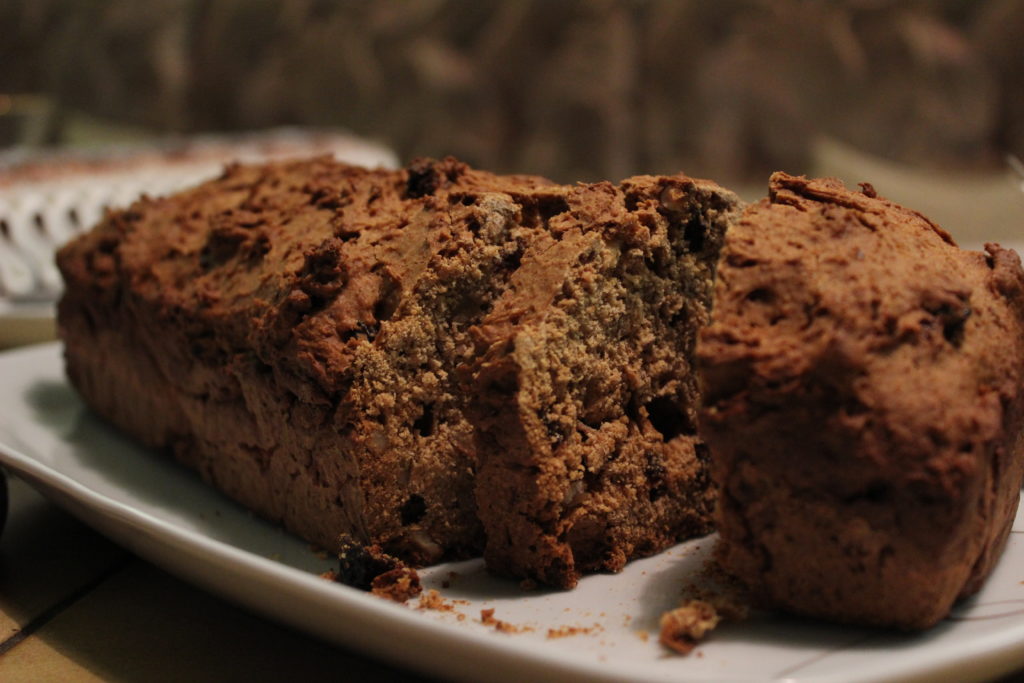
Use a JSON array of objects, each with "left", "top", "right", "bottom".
[{"left": 2, "top": 343, "right": 1024, "bottom": 682}]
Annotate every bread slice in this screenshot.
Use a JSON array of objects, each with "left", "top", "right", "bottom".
[
  {"left": 467, "top": 175, "right": 740, "bottom": 587},
  {"left": 57, "top": 156, "right": 739, "bottom": 583}
]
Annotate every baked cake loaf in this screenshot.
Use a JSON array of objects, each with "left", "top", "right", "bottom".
[
  {"left": 57, "top": 156, "right": 738, "bottom": 581},
  {"left": 698, "top": 172, "right": 1024, "bottom": 629}
]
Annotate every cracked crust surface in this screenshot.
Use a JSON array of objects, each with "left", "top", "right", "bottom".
[
  {"left": 57, "top": 156, "right": 553, "bottom": 563},
  {"left": 698, "top": 172, "right": 1024, "bottom": 628}
]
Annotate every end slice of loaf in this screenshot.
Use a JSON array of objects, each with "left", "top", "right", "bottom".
[{"left": 698, "top": 173, "right": 1024, "bottom": 628}]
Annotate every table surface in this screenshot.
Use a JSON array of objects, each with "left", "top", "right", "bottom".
[{"left": 0, "top": 474, "right": 431, "bottom": 681}]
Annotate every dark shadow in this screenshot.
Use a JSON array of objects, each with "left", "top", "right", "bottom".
[
  {"left": 630, "top": 538, "right": 717, "bottom": 635},
  {"left": 419, "top": 556, "right": 559, "bottom": 602},
  {"left": 20, "top": 379, "right": 81, "bottom": 433}
]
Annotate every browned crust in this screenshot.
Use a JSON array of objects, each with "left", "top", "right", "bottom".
[
  {"left": 57, "top": 156, "right": 551, "bottom": 563},
  {"left": 699, "top": 172, "right": 1024, "bottom": 629}
]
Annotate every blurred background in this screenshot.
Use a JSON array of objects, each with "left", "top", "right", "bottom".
[
  {"left": 1, "top": 5, "right": 1023, "bottom": 679},
  {"left": 1, "top": 5, "right": 1024, "bottom": 679},
  {"left": 0, "top": 0, "right": 1022, "bottom": 241}
]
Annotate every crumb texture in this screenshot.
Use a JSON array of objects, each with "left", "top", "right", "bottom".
[
  {"left": 698, "top": 172, "right": 1024, "bottom": 629},
  {"left": 466, "top": 174, "right": 741, "bottom": 587},
  {"left": 334, "top": 533, "right": 422, "bottom": 602},
  {"left": 659, "top": 600, "right": 721, "bottom": 655}
]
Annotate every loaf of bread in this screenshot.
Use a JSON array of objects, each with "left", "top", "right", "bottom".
[
  {"left": 698, "top": 173, "right": 1024, "bottom": 629},
  {"left": 57, "top": 156, "right": 738, "bottom": 581}
]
